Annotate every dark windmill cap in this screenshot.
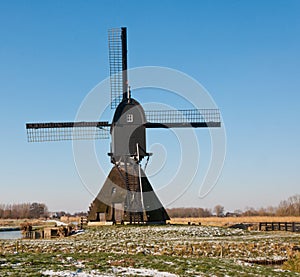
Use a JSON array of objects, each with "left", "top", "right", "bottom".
[{"left": 111, "top": 98, "right": 147, "bottom": 127}]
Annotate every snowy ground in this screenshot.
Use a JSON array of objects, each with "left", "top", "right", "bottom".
[
  {"left": 1, "top": 225, "right": 300, "bottom": 276},
  {"left": 42, "top": 267, "right": 179, "bottom": 277}
]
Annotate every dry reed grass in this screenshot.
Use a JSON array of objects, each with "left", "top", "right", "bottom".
[
  {"left": 1, "top": 216, "right": 300, "bottom": 228},
  {"left": 169, "top": 216, "right": 300, "bottom": 226},
  {"left": 0, "top": 219, "right": 52, "bottom": 227}
]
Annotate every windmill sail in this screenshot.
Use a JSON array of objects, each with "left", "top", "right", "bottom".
[
  {"left": 108, "top": 27, "right": 128, "bottom": 109},
  {"left": 145, "top": 108, "right": 221, "bottom": 128},
  {"left": 26, "top": 121, "right": 110, "bottom": 142}
]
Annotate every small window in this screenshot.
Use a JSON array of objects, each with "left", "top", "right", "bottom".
[
  {"left": 111, "top": 187, "right": 116, "bottom": 194},
  {"left": 127, "top": 114, "right": 133, "bottom": 123}
]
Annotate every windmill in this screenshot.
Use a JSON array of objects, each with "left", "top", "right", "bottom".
[{"left": 26, "top": 27, "right": 221, "bottom": 224}]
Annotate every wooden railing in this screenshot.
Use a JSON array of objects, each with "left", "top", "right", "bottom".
[{"left": 259, "top": 222, "right": 300, "bottom": 232}]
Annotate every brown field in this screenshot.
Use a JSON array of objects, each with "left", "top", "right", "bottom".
[
  {"left": 168, "top": 216, "right": 300, "bottom": 226},
  {"left": 0, "top": 217, "right": 82, "bottom": 227},
  {"left": 1, "top": 216, "right": 300, "bottom": 228},
  {"left": 0, "top": 219, "right": 54, "bottom": 228},
  {"left": 0, "top": 219, "right": 36, "bottom": 227}
]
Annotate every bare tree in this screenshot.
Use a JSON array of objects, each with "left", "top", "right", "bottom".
[
  {"left": 276, "top": 194, "right": 300, "bottom": 216},
  {"left": 213, "top": 205, "right": 224, "bottom": 217},
  {"left": 29, "top": 203, "right": 48, "bottom": 218}
]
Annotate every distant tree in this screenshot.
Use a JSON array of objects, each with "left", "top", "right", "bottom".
[
  {"left": 3, "top": 205, "right": 12, "bottom": 219},
  {"left": 213, "top": 205, "right": 224, "bottom": 217},
  {"left": 265, "top": 206, "right": 276, "bottom": 216},
  {"left": 234, "top": 209, "right": 243, "bottom": 215},
  {"left": 276, "top": 194, "right": 300, "bottom": 216},
  {"left": 29, "top": 203, "right": 49, "bottom": 218},
  {"left": 243, "top": 207, "right": 259, "bottom": 216},
  {"left": 9, "top": 203, "right": 30, "bottom": 219},
  {"left": 0, "top": 202, "right": 49, "bottom": 219},
  {"left": 198, "top": 208, "right": 212, "bottom": 217}
]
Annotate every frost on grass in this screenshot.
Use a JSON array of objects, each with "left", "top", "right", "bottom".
[
  {"left": 112, "top": 266, "right": 179, "bottom": 276},
  {"left": 1, "top": 225, "right": 300, "bottom": 276},
  {"left": 42, "top": 267, "right": 179, "bottom": 277},
  {"left": 42, "top": 269, "right": 113, "bottom": 276}
]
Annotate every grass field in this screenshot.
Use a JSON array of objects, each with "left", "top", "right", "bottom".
[{"left": 1, "top": 224, "right": 300, "bottom": 276}]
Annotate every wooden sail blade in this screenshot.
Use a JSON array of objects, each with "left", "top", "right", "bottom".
[
  {"left": 26, "top": 121, "right": 110, "bottom": 142},
  {"left": 144, "top": 109, "right": 221, "bottom": 128}
]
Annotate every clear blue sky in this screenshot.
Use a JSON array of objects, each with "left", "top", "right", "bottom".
[{"left": 0, "top": 0, "right": 299, "bottom": 213}]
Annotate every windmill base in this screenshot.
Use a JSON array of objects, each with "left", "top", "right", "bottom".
[{"left": 87, "top": 165, "right": 170, "bottom": 225}]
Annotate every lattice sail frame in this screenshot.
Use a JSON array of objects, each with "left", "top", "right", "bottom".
[
  {"left": 108, "top": 28, "right": 123, "bottom": 109},
  {"left": 26, "top": 122, "right": 110, "bottom": 142},
  {"left": 26, "top": 108, "right": 221, "bottom": 142},
  {"left": 145, "top": 109, "right": 221, "bottom": 128}
]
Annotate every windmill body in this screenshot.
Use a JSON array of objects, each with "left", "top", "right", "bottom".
[
  {"left": 110, "top": 98, "right": 148, "bottom": 163},
  {"left": 26, "top": 27, "right": 221, "bottom": 224}
]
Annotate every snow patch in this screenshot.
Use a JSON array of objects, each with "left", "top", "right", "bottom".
[
  {"left": 42, "top": 269, "right": 112, "bottom": 276},
  {"left": 112, "top": 266, "right": 179, "bottom": 276}
]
